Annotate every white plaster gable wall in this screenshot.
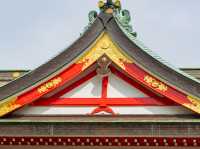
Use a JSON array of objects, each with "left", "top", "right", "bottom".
[
  {"left": 61, "top": 75, "right": 102, "bottom": 98},
  {"left": 60, "top": 73, "right": 148, "bottom": 99},
  {"left": 107, "top": 73, "right": 148, "bottom": 98},
  {"left": 14, "top": 106, "right": 193, "bottom": 116}
]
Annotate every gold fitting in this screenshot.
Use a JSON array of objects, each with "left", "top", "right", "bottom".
[
  {"left": 12, "top": 72, "right": 21, "bottom": 78},
  {"left": 98, "top": 0, "right": 105, "bottom": 8},
  {"left": 101, "top": 41, "right": 110, "bottom": 49},
  {"left": 114, "top": 0, "right": 121, "bottom": 8}
]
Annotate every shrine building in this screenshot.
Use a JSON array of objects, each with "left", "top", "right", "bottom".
[{"left": 0, "top": 0, "right": 200, "bottom": 148}]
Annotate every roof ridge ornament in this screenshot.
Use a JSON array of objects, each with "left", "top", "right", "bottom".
[
  {"left": 115, "top": 9, "right": 137, "bottom": 37},
  {"left": 84, "top": 0, "right": 137, "bottom": 37},
  {"left": 98, "top": 0, "right": 121, "bottom": 13},
  {"left": 97, "top": 0, "right": 137, "bottom": 37}
]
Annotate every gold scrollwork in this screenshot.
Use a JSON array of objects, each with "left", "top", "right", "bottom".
[
  {"left": 144, "top": 75, "right": 168, "bottom": 92},
  {"left": 0, "top": 97, "right": 20, "bottom": 117},
  {"left": 188, "top": 96, "right": 200, "bottom": 107},
  {"left": 37, "top": 77, "right": 62, "bottom": 94},
  {"left": 77, "top": 33, "right": 132, "bottom": 70},
  {"left": 183, "top": 96, "right": 200, "bottom": 114},
  {"left": 12, "top": 72, "right": 21, "bottom": 78}
]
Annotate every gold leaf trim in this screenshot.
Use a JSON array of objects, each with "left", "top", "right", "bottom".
[
  {"left": 144, "top": 75, "right": 168, "bottom": 92},
  {"left": 12, "top": 72, "right": 21, "bottom": 78},
  {"left": 37, "top": 77, "right": 62, "bottom": 94},
  {"left": 77, "top": 33, "right": 132, "bottom": 70},
  {"left": 0, "top": 97, "right": 21, "bottom": 117},
  {"left": 184, "top": 96, "right": 200, "bottom": 114}
]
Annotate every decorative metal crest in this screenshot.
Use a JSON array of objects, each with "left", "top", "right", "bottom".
[{"left": 115, "top": 9, "right": 137, "bottom": 37}]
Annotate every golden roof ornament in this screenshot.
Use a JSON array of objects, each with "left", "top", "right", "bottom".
[
  {"left": 114, "top": 0, "right": 121, "bottom": 8},
  {"left": 98, "top": 0, "right": 105, "bottom": 8},
  {"left": 98, "top": 0, "right": 121, "bottom": 13}
]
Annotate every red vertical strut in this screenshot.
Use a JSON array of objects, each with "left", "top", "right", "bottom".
[{"left": 101, "top": 76, "right": 109, "bottom": 98}]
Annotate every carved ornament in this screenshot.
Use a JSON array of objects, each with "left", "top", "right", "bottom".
[{"left": 144, "top": 75, "right": 168, "bottom": 92}]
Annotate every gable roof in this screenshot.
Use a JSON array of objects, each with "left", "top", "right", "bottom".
[
  {"left": 0, "top": 18, "right": 104, "bottom": 102},
  {"left": 0, "top": 1, "right": 200, "bottom": 117}
]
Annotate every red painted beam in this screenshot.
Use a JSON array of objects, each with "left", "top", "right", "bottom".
[
  {"left": 123, "top": 63, "right": 192, "bottom": 105},
  {"left": 16, "top": 63, "right": 84, "bottom": 105},
  {"left": 101, "top": 76, "right": 109, "bottom": 98},
  {"left": 32, "top": 67, "right": 177, "bottom": 107},
  {"left": 32, "top": 97, "right": 177, "bottom": 106}
]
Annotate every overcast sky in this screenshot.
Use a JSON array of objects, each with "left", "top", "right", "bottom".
[{"left": 0, "top": 0, "right": 200, "bottom": 70}]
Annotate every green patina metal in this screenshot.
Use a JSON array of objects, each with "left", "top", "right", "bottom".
[
  {"left": 114, "top": 9, "right": 137, "bottom": 37},
  {"left": 83, "top": 10, "right": 97, "bottom": 33}
]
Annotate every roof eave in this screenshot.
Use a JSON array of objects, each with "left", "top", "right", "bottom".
[{"left": 106, "top": 15, "right": 200, "bottom": 99}]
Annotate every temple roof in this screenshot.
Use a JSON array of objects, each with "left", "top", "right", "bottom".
[
  {"left": 0, "top": 18, "right": 104, "bottom": 101},
  {"left": 0, "top": 0, "right": 200, "bottom": 116}
]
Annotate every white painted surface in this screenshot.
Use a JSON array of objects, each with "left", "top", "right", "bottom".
[
  {"left": 14, "top": 106, "right": 193, "bottom": 115},
  {"left": 61, "top": 75, "right": 102, "bottom": 98},
  {"left": 108, "top": 74, "right": 148, "bottom": 98},
  {"left": 60, "top": 73, "right": 148, "bottom": 99}
]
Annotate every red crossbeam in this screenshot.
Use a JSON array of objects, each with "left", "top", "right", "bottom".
[{"left": 32, "top": 97, "right": 177, "bottom": 106}]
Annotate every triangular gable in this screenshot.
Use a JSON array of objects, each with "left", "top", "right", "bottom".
[
  {"left": 0, "top": 8, "right": 200, "bottom": 116},
  {"left": 52, "top": 72, "right": 148, "bottom": 99},
  {"left": 29, "top": 67, "right": 176, "bottom": 106},
  {"left": 15, "top": 68, "right": 193, "bottom": 116}
]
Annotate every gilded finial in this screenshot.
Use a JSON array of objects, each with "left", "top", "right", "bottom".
[
  {"left": 114, "top": 0, "right": 121, "bottom": 8},
  {"left": 98, "top": 0, "right": 105, "bottom": 9},
  {"left": 98, "top": 0, "right": 121, "bottom": 12}
]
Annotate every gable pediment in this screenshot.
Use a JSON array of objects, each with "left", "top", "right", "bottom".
[{"left": 0, "top": 15, "right": 200, "bottom": 117}]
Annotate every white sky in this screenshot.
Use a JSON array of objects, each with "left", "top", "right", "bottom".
[{"left": 0, "top": 0, "right": 199, "bottom": 70}]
